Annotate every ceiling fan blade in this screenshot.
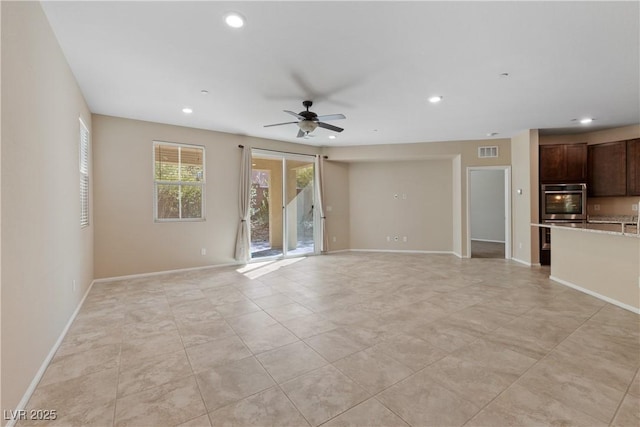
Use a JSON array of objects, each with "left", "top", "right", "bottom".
[
  {"left": 317, "top": 122, "right": 344, "bottom": 133},
  {"left": 264, "top": 121, "right": 298, "bottom": 128},
  {"left": 284, "top": 110, "right": 304, "bottom": 120},
  {"left": 316, "top": 114, "right": 345, "bottom": 121},
  {"left": 297, "top": 129, "right": 305, "bottom": 138}
]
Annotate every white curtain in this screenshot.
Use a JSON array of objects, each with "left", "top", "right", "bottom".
[
  {"left": 315, "top": 155, "right": 328, "bottom": 253},
  {"left": 235, "top": 146, "right": 252, "bottom": 262}
]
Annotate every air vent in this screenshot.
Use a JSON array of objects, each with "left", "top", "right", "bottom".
[{"left": 478, "top": 146, "right": 499, "bottom": 158}]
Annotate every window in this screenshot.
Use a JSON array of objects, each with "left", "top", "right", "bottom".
[
  {"left": 154, "top": 141, "right": 205, "bottom": 221},
  {"left": 79, "top": 118, "right": 90, "bottom": 228}
]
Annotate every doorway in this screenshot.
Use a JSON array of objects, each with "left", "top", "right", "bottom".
[
  {"left": 467, "top": 167, "right": 511, "bottom": 259},
  {"left": 250, "top": 150, "right": 317, "bottom": 259}
]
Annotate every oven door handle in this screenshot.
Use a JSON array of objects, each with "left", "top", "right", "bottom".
[{"left": 544, "top": 191, "right": 580, "bottom": 194}]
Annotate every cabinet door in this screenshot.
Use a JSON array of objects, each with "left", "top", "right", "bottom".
[
  {"left": 627, "top": 139, "right": 640, "bottom": 196},
  {"left": 539, "top": 145, "right": 565, "bottom": 183},
  {"left": 565, "top": 144, "right": 587, "bottom": 182},
  {"left": 588, "top": 141, "right": 626, "bottom": 197}
]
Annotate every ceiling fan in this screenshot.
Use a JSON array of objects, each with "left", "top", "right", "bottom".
[{"left": 264, "top": 100, "right": 345, "bottom": 138}]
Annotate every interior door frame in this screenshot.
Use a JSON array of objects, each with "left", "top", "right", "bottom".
[{"left": 466, "top": 166, "right": 512, "bottom": 259}]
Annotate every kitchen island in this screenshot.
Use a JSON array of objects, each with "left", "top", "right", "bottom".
[{"left": 533, "top": 223, "right": 640, "bottom": 313}]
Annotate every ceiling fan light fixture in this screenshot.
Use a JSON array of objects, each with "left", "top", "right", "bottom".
[
  {"left": 298, "top": 120, "right": 318, "bottom": 133},
  {"left": 428, "top": 95, "right": 443, "bottom": 103},
  {"left": 224, "top": 12, "right": 245, "bottom": 28}
]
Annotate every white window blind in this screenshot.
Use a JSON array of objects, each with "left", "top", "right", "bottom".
[
  {"left": 154, "top": 141, "right": 205, "bottom": 221},
  {"left": 79, "top": 118, "right": 90, "bottom": 228}
]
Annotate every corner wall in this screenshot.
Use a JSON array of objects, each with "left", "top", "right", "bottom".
[
  {"left": 92, "top": 115, "right": 320, "bottom": 278},
  {"left": 510, "top": 129, "right": 539, "bottom": 265},
  {"left": 324, "top": 138, "right": 511, "bottom": 257},
  {"left": 323, "top": 161, "right": 350, "bottom": 251},
  {"left": 348, "top": 160, "right": 453, "bottom": 252},
  {"left": 1, "top": 1, "right": 93, "bottom": 418}
]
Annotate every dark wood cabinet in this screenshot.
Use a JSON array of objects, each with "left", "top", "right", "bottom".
[
  {"left": 627, "top": 138, "right": 640, "bottom": 196},
  {"left": 565, "top": 144, "right": 588, "bottom": 182},
  {"left": 539, "top": 143, "right": 587, "bottom": 183},
  {"left": 588, "top": 141, "right": 627, "bottom": 197}
]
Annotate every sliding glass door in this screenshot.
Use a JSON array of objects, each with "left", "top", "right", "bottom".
[
  {"left": 250, "top": 151, "right": 316, "bottom": 259},
  {"left": 285, "top": 159, "right": 315, "bottom": 256}
]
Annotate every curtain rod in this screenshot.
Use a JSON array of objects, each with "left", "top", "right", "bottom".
[{"left": 238, "top": 145, "right": 328, "bottom": 159}]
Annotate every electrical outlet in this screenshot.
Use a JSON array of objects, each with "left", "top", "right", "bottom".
[
  {"left": 632, "top": 204, "right": 638, "bottom": 211},
  {"left": 386, "top": 236, "right": 391, "bottom": 242},
  {"left": 72, "top": 280, "right": 76, "bottom": 292},
  {"left": 332, "top": 236, "right": 337, "bottom": 243},
  {"left": 519, "top": 242, "right": 523, "bottom": 249},
  {"left": 403, "top": 236, "right": 407, "bottom": 242},
  {"left": 201, "top": 248, "right": 206, "bottom": 256},
  {"left": 402, "top": 193, "right": 407, "bottom": 200},
  {"left": 594, "top": 204, "right": 600, "bottom": 211}
]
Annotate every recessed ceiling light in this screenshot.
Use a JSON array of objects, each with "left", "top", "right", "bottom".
[
  {"left": 579, "top": 117, "right": 594, "bottom": 124},
  {"left": 182, "top": 107, "right": 193, "bottom": 114},
  {"left": 428, "top": 96, "right": 443, "bottom": 103},
  {"left": 328, "top": 135, "right": 336, "bottom": 139},
  {"left": 201, "top": 90, "right": 209, "bottom": 95},
  {"left": 224, "top": 12, "right": 245, "bottom": 28}
]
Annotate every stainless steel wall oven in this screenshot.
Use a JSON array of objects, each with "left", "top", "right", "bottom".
[{"left": 541, "top": 183, "right": 587, "bottom": 221}]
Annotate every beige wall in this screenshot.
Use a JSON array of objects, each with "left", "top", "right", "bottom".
[
  {"left": 1, "top": 1, "right": 93, "bottom": 418},
  {"left": 92, "top": 115, "right": 320, "bottom": 278},
  {"left": 323, "top": 161, "right": 350, "bottom": 251},
  {"left": 551, "top": 228, "right": 639, "bottom": 312},
  {"left": 511, "top": 129, "right": 539, "bottom": 265},
  {"left": 348, "top": 160, "right": 453, "bottom": 251},
  {"left": 323, "top": 138, "right": 511, "bottom": 256},
  {"left": 0, "top": 3, "right": 3, "bottom": 417}
]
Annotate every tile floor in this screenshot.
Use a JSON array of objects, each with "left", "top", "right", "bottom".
[{"left": 20, "top": 252, "right": 640, "bottom": 427}]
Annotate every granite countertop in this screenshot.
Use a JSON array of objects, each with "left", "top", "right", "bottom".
[
  {"left": 533, "top": 221, "right": 640, "bottom": 238},
  {"left": 588, "top": 215, "right": 638, "bottom": 224}
]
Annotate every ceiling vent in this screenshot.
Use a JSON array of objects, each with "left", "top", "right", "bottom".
[{"left": 478, "top": 146, "right": 499, "bottom": 158}]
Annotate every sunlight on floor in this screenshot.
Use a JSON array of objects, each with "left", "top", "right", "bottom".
[{"left": 236, "top": 257, "right": 307, "bottom": 279}]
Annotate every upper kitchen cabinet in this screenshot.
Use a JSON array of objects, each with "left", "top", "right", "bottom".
[
  {"left": 539, "top": 143, "right": 587, "bottom": 183},
  {"left": 588, "top": 141, "right": 626, "bottom": 197},
  {"left": 627, "top": 138, "right": 640, "bottom": 196}
]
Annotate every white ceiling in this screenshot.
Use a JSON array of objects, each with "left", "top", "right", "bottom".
[{"left": 41, "top": 1, "right": 640, "bottom": 147}]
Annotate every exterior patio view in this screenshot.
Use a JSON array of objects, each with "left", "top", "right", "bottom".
[{"left": 250, "top": 155, "right": 315, "bottom": 259}]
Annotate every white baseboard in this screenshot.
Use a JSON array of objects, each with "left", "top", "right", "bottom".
[
  {"left": 470, "top": 238, "right": 506, "bottom": 244},
  {"left": 549, "top": 275, "right": 640, "bottom": 314},
  {"left": 7, "top": 280, "right": 95, "bottom": 427},
  {"left": 511, "top": 257, "right": 532, "bottom": 267},
  {"left": 93, "top": 261, "right": 241, "bottom": 284},
  {"left": 348, "top": 249, "right": 456, "bottom": 255}
]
